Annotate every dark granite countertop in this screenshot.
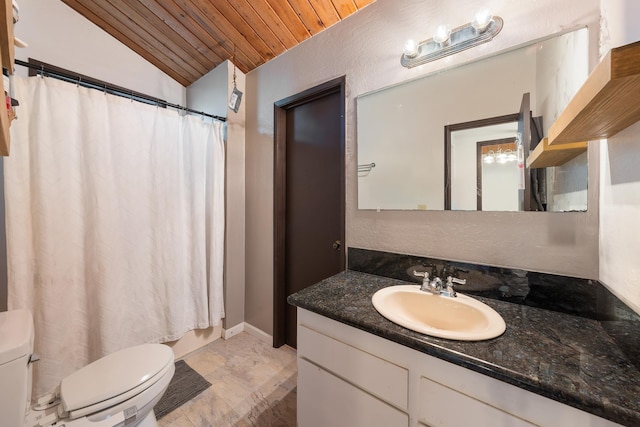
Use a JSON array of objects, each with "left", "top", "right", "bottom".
[{"left": 288, "top": 270, "right": 640, "bottom": 426}]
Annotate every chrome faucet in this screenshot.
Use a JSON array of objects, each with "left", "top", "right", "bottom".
[
  {"left": 442, "top": 276, "right": 467, "bottom": 297},
  {"left": 413, "top": 271, "right": 443, "bottom": 294},
  {"left": 413, "top": 271, "right": 466, "bottom": 298}
]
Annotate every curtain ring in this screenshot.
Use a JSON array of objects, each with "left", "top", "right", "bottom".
[{"left": 77, "top": 76, "right": 82, "bottom": 88}]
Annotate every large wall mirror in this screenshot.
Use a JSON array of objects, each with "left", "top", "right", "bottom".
[{"left": 357, "top": 28, "right": 589, "bottom": 212}]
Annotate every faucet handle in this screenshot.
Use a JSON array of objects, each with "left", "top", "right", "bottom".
[
  {"left": 414, "top": 271, "right": 430, "bottom": 291},
  {"left": 442, "top": 276, "right": 463, "bottom": 298},
  {"left": 413, "top": 270, "right": 429, "bottom": 279},
  {"left": 448, "top": 276, "right": 466, "bottom": 285}
]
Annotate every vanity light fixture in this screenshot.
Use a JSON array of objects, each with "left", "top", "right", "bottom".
[
  {"left": 433, "top": 25, "right": 451, "bottom": 45},
  {"left": 483, "top": 148, "right": 517, "bottom": 164},
  {"left": 401, "top": 9, "right": 503, "bottom": 68},
  {"left": 483, "top": 150, "right": 496, "bottom": 164},
  {"left": 403, "top": 39, "right": 419, "bottom": 58},
  {"left": 496, "top": 150, "right": 509, "bottom": 164}
]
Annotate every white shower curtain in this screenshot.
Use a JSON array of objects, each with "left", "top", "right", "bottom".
[{"left": 4, "top": 76, "right": 225, "bottom": 397}]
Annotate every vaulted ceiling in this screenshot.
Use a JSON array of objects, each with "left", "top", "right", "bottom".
[{"left": 61, "top": 0, "right": 376, "bottom": 87}]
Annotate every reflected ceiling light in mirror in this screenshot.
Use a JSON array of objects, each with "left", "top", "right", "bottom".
[
  {"left": 401, "top": 10, "right": 503, "bottom": 68},
  {"left": 496, "top": 150, "right": 508, "bottom": 164},
  {"left": 484, "top": 150, "right": 496, "bottom": 164},
  {"left": 484, "top": 148, "right": 517, "bottom": 164}
]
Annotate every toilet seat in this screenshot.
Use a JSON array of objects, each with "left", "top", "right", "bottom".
[
  {"left": 60, "top": 344, "right": 174, "bottom": 419},
  {"left": 66, "top": 360, "right": 174, "bottom": 426},
  {"left": 25, "top": 343, "right": 175, "bottom": 427}
]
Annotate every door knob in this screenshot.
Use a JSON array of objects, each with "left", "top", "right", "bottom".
[{"left": 332, "top": 240, "right": 342, "bottom": 250}]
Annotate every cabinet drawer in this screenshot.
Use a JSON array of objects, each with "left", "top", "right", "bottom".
[
  {"left": 298, "top": 324, "right": 408, "bottom": 410},
  {"left": 419, "top": 377, "right": 535, "bottom": 426},
  {"left": 298, "top": 358, "right": 409, "bottom": 427}
]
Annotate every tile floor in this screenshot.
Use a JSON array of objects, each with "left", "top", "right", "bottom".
[{"left": 158, "top": 332, "right": 297, "bottom": 427}]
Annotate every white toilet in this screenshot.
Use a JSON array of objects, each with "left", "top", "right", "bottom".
[{"left": 0, "top": 309, "right": 175, "bottom": 427}]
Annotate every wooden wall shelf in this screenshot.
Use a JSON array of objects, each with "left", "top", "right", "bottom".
[
  {"left": 548, "top": 41, "right": 640, "bottom": 146},
  {"left": 0, "top": 0, "right": 14, "bottom": 156},
  {"left": 526, "top": 137, "right": 587, "bottom": 168},
  {"left": 0, "top": 0, "right": 14, "bottom": 71}
]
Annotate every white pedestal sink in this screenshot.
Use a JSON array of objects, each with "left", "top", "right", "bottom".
[{"left": 372, "top": 285, "right": 506, "bottom": 341}]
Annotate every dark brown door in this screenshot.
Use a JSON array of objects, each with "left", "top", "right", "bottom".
[
  {"left": 274, "top": 77, "right": 346, "bottom": 348},
  {"left": 518, "top": 92, "right": 532, "bottom": 211}
]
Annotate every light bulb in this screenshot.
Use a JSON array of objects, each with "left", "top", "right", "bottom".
[
  {"left": 473, "top": 8, "right": 493, "bottom": 32},
  {"left": 484, "top": 152, "right": 495, "bottom": 164},
  {"left": 433, "top": 25, "right": 451, "bottom": 44},
  {"left": 403, "top": 39, "right": 419, "bottom": 57}
]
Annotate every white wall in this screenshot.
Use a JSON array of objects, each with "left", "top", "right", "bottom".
[
  {"left": 535, "top": 29, "right": 590, "bottom": 211},
  {"left": 245, "top": 0, "right": 602, "bottom": 334},
  {"left": 13, "top": 0, "right": 184, "bottom": 104},
  {"left": 482, "top": 162, "right": 520, "bottom": 211},
  {"left": 535, "top": 30, "right": 589, "bottom": 135},
  {"left": 187, "top": 63, "right": 229, "bottom": 117},
  {"left": 599, "top": 0, "right": 640, "bottom": 314}
]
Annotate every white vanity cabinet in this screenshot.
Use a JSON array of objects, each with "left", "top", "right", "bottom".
[
  {"left": 297, "top": 322, "right": 409, "bottom": 427},
  {"left": 296, "top": 308, "right": 621, "bottom": 427}
]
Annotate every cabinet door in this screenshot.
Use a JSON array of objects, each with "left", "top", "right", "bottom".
[
  {"left": 419, "top": 377, "right": 535, "bottom": 426},
  {"left": 298, "top": 324, "right": 408, "bottom": 410},
  {"left": 298, "top": 358, "right": 408, "bottom": 427}
]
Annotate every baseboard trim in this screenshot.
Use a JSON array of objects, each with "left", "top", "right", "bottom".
[
  {"left": 222, "top": 322, "right": 245, "bottom": 340},
  {"left": 244, "top": 322, "right": 273, "bottom": 344}
]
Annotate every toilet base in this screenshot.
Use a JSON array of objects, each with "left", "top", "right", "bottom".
[
  {"left": 25, "top": 406, "right": 158, "bottom": 427},
  {"left": 137, "top": 411, "right": 158, "bottom": 427},
  {"left": 23, "top": 349, "right": 173, "bottom": 427}
]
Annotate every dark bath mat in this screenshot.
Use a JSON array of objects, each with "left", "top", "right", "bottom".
[{"left": 155, "top": 359, "right": 212, "bottom": 419}]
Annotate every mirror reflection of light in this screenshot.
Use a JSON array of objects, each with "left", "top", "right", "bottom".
[
  {"left": 483, "top": 150, "right": 496, "bottom": 164},
  {"left": 484, "top": 149, "right": 517, "bottom": 164}
]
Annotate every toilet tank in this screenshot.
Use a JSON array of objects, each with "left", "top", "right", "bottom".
[{"left": 0, "top": 309, "right": 34, "bottom": 427}]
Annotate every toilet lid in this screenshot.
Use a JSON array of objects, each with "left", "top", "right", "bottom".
[{"left": 60, "top": 343, "right": 174, "bottom": 412}]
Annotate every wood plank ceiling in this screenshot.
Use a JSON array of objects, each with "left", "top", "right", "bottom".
[{"left": 61, "top": 0, "right": 376, "bottom": 87}]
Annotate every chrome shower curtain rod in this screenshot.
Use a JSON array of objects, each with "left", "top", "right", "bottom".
[{"left": 14, "top": 59, "right": 226, "bottom": 122}]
